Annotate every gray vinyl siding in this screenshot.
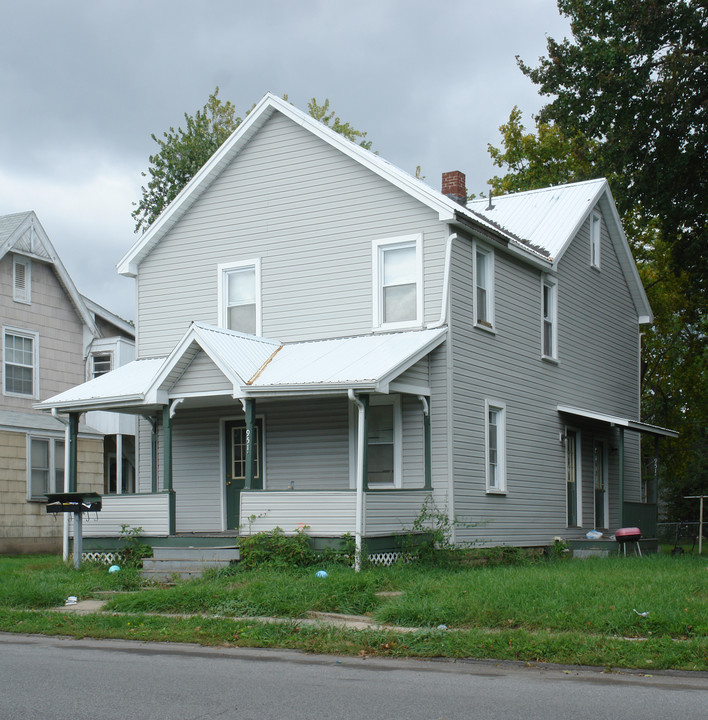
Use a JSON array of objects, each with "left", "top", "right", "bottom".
[
  {"left": 450, "top": 204, "right": 643, "bottom": 546},
  {"left": 394, "top": 357, "right": 430, "bottom": 389},
  {"left": 136, "top": 112, "right": 446, "bottom": 357},
  {"left": 401, "top": 395, "right": 425, "bottom": 488},
  {"left": 171, "top": 350, "right": 232, "bottom": 395},
  {"left": 0, "top": 253, "right": 85, "bottom": 409}
]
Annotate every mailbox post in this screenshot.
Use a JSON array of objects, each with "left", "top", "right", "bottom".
[{"left": 46, "top": 492, "right": 102, "bottom": 569}]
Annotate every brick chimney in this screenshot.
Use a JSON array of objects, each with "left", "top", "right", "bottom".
[{"left": 442, "top": 171, "right": 467, "bottom": 206}]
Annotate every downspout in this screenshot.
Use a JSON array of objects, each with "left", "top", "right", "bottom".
[
  {"left": 348, "top": 389, "right": 365, "bottom": 571},
  {"left": 427, "top": 232, "right": 458, "bottom": 329},
  {"left": 52, "top": 408, "right": 71, "bottom": 563}
]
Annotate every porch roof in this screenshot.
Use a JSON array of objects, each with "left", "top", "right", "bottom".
[
  {"left": 36, "top": 324, "right": 447, "bottom": 413},
  {"left": 557, "top": 405, "right": 678, "bottom": 438}
]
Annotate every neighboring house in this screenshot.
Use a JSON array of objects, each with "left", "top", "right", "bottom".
[
  {"left": 38, "top": 94, "right": 676, "bottom": 558},
  {"left": 0, "top": 211, "right": 135, "bottom": 554}
]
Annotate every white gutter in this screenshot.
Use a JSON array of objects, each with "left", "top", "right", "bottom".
[
  {"left": 347, "top": 389, "right": 365, "bottom": 572},
  {"left": 52, "top": 409, "right": 71, "bottom": 564},
  {"left": 427, "top": 232, "right": 458, "bottom": 329}
]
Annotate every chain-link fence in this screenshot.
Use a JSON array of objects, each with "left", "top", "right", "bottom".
[{"left": 657, "top": 521, "right": 701, "bottom": 550}]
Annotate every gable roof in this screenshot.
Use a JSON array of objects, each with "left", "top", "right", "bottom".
[
  {"left": 0, "top": 211, "right": 99, "bottom": 335},
  {"left": 468, "top": 180, "right": 653, "bottom": 323},
  {"left": 37, "top": 323, "right": 447, "bottom": 412},
  {"left": 117, "top": 93, "right": 544, "bottom": 278}
]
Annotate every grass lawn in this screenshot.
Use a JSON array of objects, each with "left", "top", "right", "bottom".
[{"left": 0, "top": 553, "right": 705, "bottom": 671}]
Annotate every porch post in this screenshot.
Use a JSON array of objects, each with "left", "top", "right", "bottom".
[
  {"left": 244, "top": 397, "right": 255, "bottom": 490},
  {"left": 162, "top": 405, "right": 175, "bottom": 534},
  {"left": 68, "top": 412, "right": 79, "bottom": 493},
  {"left": 151, "top": 416, "right": 158, "bottom": 493},
  {"left": 618, "top": 426, "right": 625, "bottom": 528},
  {"left": 420, "top": 396, "right": 432, "bottom": 491},
  {"left": 361, "top": 394, "right": 369, "bottom": 492},
  {"left": 653, "top": 435, "right": 659, "bottom": 505}
]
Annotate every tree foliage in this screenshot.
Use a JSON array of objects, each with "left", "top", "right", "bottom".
[
  {"left": 133, "top": 91, "right": 373, "bottom": 232},
  {"left": 518, "top": 0, "right": 708, "bottom": 299}
]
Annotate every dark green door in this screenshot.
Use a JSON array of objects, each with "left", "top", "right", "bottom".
[{"left": 224, "top": 419, "right": 263, "bottom": 530}]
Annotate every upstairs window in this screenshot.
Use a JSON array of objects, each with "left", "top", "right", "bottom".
[
  {"left": 91, "top": 353, "right": 112, "bottom": 378},
  {"left": 542, "top": 277, "right": 558, "bottom": 360},
  {"left": 474, "top": 245, "right": 494, "bottom": 329},
  {"left": 218, "top": 260, "right": 261, "bottom": 335},
  {"left": 13, "top": 256, "right": 31, "bottom": 304},
  {"left": 373, "top": 235, "right": 422, "bottom": 330},
  {"left": 3, "top": 328, "right": 38, "bottom": 398},
  {"left": 591, "top": 213, "right": 601, "bottom": 269}
]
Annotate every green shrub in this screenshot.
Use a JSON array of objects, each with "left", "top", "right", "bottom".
[{"left": 117, "top": 524, "right": 153, "bottom": 567}]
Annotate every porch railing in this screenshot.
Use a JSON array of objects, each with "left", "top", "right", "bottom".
[
  {"left": 623, "top": 502, "right": 658, "bottom": 538},
  {"left": 71, "top": 492, "right": 171, "bottom": 537}
]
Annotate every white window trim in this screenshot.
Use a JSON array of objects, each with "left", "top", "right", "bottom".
[
  {"left": 26, "top": 433, "right": 64, "bottom": 501},
  {"left": 217, "top": 258, "right": 262, "bottom": 336},
  {"left": 348, "top": 394, "right": 402, "bottom": 489},
  {"left": 89, "top": 350, "right": 113, "bottom": 380},
  {"left": 473, "top": 242, "right": 495, "bottom": 331},
  {"left": 13, "top": 256, "right": 31, "bottom": 304},
  {"left": 3, "top": 326, "right": 39, "bottom": 399},
  {"left": 591, "top": 213, "right": 601, "bottom": 270},
  {"left": 372, "top": 234, "right": 423, "bottom": 331},
  {"left": 484, "top": 399, "right": 506, "bottom": 494},
  {"left": 541, "top": 275, "right": 558, "bottom": 361}
]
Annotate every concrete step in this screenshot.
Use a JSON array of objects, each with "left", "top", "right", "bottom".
[{"left": 152, "top": 546, "right": 240, "bottom": 562}]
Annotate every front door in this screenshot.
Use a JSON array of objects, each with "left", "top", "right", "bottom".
[{"left": 224, "top": 419, "right": 263, "bottom": 530}]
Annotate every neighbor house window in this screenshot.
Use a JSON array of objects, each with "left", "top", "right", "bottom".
[
  {"left": 366, "top": 396, "right": 402, "bottom": 487},
  {"left": 3, "top": 328, "right": 38, "bottom": 398},
  {"left": 542, "top": 277, "right": 558, "bottom": 360},
  {"left": 218, "top": 259, "right": 261, "bottom": 335},
  {"left": 28, "top": 436, "right": 64, "bottom": 500},
  {"left": 13, "top": 256, "right": 31, "bottom": 303},
  {"left": 91, "top": 353, "right": 112, "bottom": 378},
  {"left": 591, "top": 213, "right": 601, "bottom": 269},
  {"left": 373, "top": 235, "right": 422, "bottom": 329},
  {"left": 485, "top": 400, "right": 506, "bottom": 493},
  {"left": 474, "top": 245, "right": 494, "bottom": 329}
]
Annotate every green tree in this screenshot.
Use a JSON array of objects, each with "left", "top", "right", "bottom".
[
  {"left": 487, "top": 106, "right": 597, "bottom": 194},
  {"left": 517, "top": 0, "right": 708, "bottom": 300},
  {"left": 133, "top": 91, "right": 373, "bottom": 232}
]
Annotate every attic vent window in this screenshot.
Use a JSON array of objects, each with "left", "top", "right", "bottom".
[
  {"left": 91, "top": 353, "right": 112, "bottom": 378},
  {"left": 13, "top": 257, "right": 31, "bottom": 304}
]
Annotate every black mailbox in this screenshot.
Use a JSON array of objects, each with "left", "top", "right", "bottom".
[{"left": 46, "top": 492, "right": 102, "bottom": 514}]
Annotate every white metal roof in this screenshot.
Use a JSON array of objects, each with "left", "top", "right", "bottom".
[
  {"left": 36, "top": 358, "right": 165, "bottom": 411},
  {"left": 467, "top": 179, "right": 607, "bottom": 261},
  {"left": 250, "top": 327, "right": 446, "bottom": 392},
  {"left": 557, "top": 405, "right": 678, "bottom": 438}
]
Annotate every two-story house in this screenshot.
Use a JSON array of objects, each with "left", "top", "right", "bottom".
[
  {"left": 38, "top": 94, "right": 676, "bottom": 560},
  {"left": 0, "top": 211, "right": 135, "bottom": 554}
]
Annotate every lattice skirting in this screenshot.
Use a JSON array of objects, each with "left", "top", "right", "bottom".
[
  {"left": 367, "top": 551, "right": 401, "bottom": 566},
  {"left": 82, "top": 551, "right": 120, "bottom": 565}
]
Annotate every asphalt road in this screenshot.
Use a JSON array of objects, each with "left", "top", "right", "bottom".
[{"left": 1, "top": 633, "right": 706, "bottom": 720}]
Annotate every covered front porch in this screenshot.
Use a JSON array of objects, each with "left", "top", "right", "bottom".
[{"left": 39, "top": 323, "right": 447, "bottom": 562}]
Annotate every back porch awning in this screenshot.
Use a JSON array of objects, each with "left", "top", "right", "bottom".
[
  {"left": 557, "top": 405, "right": 678, "bottom": 438},
  {"left": 37, "top": 323, "right": 447, "bottom": 414}
]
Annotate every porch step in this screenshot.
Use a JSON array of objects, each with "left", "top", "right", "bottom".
[{"left": 141, "top": 545, "right": 240, "bottom": 581}]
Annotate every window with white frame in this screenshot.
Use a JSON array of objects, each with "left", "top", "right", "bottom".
[
  {"left": 363, "top": 396, "right": 402, "bottom": 487},
  {"left": 542, "top": 277, "right": 558, "bottom": 360},
  {"left": 373, "top": 236, "right": 422, "bottom": 329},
  {"left": 28, "top": 436, "right": 64, "bottom": 500},
  {"left": 485, "top": 401, "right": 506, "bottom": 493},
  {"left": 474, "top": 245, "right": 494, "bottom": 328},
  {"left": 218, "top": 260, "right": 261, "bottom": 335},
  {"left": 591, "top": 213, "right": 601, "bottom": 269},
  {"left": 91, "top": 352, "right": 112, "bottom": 379},
  {"left": 13, "top": 256, "right": 31, "bottom": 303},
  {"left": 3, "top": 328, "right": 38, "bottom": 398}
]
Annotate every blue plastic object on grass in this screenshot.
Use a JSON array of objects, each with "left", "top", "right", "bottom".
[
  {"left": 315, "top": 570, "right": 328, "bottom": 578},
  {"left": 108, "top": 565, "right": 121, "bottom": 573}
]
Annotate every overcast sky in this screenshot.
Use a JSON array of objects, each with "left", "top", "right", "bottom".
[{"left": 0, "top": 0, "right": 570, "bottom": 321}]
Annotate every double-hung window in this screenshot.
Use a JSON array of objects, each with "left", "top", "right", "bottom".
[
  {"left": 3, "top": 328, "right": 38, "bottom": 398},
  {"left": 91, "top": 353, "right": 112, "bottom": 378},
  {"left": 474, "top": 245, "right": 494, "bottom": 329},
  {"left": 218, "top": 259, "right": 261, "bottom": 335},
  {"left": 542, "top": 276, "right": 558, "bottom": 360},
  {"left": 13, "top": 256, "right": 31, "bottom": 303},
  {"left": 485, "top": 400, "right": 506, "bottom": 493},
  {"left": 28, "top": 436, "right": 65, "bottom": 500},
  {"left": 366, "top": 396, "right": 402, "bottom": 487},
  {"left": 590, "top": 213, "right": 601, "bottom": 269},
  {"left": 373, "top": 235, "right": 422, "bottom": 330}
]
